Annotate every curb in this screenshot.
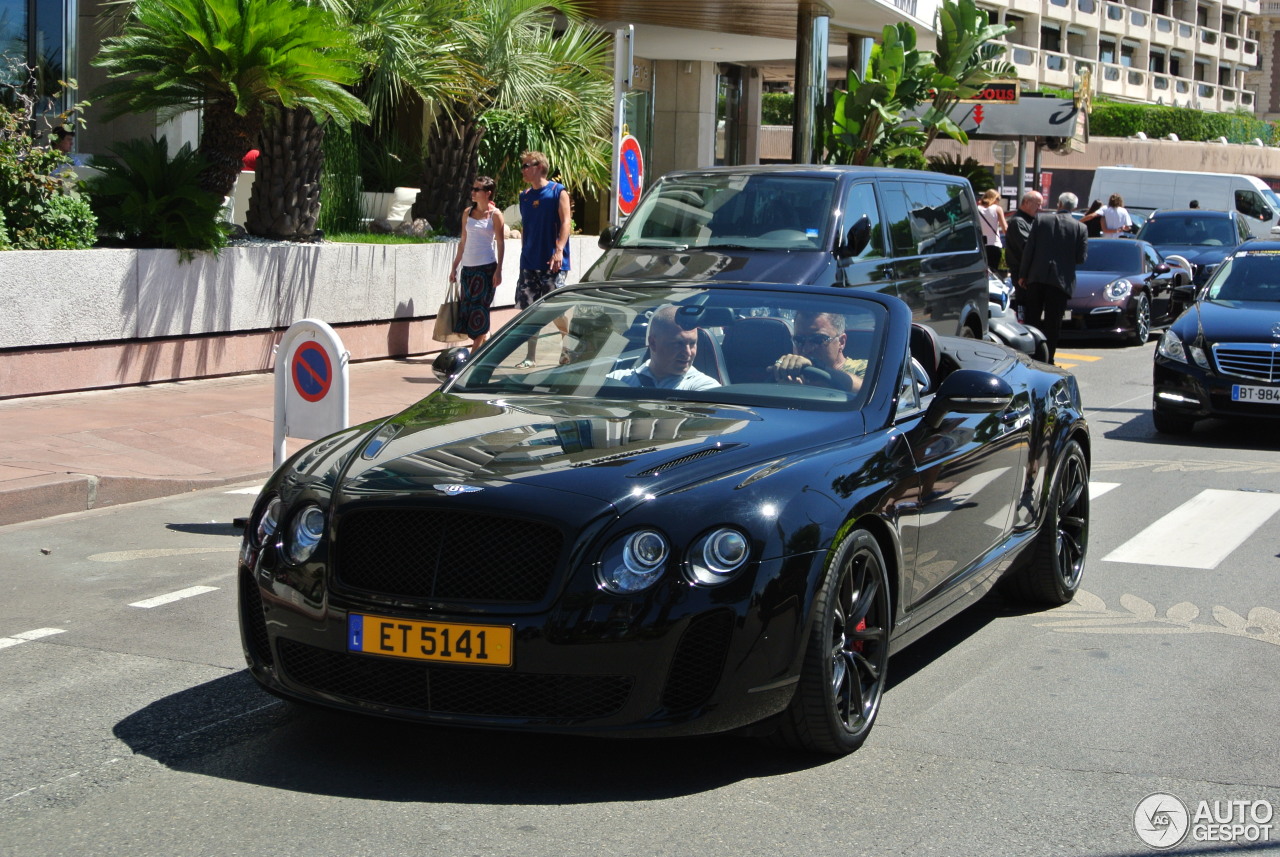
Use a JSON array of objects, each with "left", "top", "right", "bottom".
[{"left": 0, "top": 470, "right": 271, "bottom": 527}]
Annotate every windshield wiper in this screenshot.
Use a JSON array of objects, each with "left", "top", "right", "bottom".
[
  {"left": 619, "top": 242, "right": 688, "bottom": 251},
  {"left": 701, "top": 242, "right": 757, "bottom": 250}
]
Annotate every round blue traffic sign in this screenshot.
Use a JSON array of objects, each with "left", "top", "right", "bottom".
[{"left": 292, "top": 341, "right": 333, "bottom": 403}]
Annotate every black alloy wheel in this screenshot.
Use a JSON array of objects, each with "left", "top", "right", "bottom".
[
  {"left": 1129, "top": 293, "right": 1151, "bottom": 345},
  {"left": 1010, "top": 440, "right": 1089, "bottom": 606},
  {"left": 777, "top": 530, "right": 891, "bottom": 755}
]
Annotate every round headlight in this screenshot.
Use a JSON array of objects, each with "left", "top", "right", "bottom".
[
  {"left": 599, "top": 529, "right": 669, "bottom": 593},
  {"left": 1104, "top": 279, "right": 1132, "bottom": 301},
  {"left": 254, "top": 497, "right": 282, "bottom": 547},
  {"left": 286, "top": 504, "right": 326, "bottom": 564},
  {"left": 687, "top": 527, "right": 751, "bottom": 585}
]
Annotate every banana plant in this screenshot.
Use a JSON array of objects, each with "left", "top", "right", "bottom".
[{"left": 920, "top": 0, "right": 1015, "bottom": 150}]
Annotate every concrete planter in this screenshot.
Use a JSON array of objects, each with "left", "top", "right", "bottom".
[{"left": 0, "top": 236, "right": 602, "bottom": 398}]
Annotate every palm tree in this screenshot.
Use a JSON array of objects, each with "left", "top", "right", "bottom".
[
  {"left": 920, "top": 0, "right": 1014, "bottom": 152},
  {"left": 92, "top": 0, "right": 369, "bottom": 200},
  {"left": 417, "top": 0, "right": 614, "bottom": 232}
]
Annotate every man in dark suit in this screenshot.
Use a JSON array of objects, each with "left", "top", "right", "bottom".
[{"left": 1018, "top": 191, "right": 1088, "bottom": 364}]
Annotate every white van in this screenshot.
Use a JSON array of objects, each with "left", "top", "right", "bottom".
[{"left": 1088, "top": 166, "right": 1280, "bottom": 239}]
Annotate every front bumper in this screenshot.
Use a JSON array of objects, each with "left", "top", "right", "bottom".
[
  {"left": 1060, "top": 303, "right": 1134, "bottom": 339},
  {"left": 1153, "top": 358, "right": 1280, "bottom": 422},
  {"left": 238, "top": 546, "right": 818, "bottom": 738}
]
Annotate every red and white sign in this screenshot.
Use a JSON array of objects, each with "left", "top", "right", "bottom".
[{"left": 617, "top": 134, "right": 644, "bottom": 217}]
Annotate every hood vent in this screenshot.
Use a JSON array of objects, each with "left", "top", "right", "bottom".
[{"left": 633, "top": 443, "right": 741, "bottom": 477}]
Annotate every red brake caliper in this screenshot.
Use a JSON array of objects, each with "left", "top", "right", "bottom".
[{"left": 853, "top": 617, "right": 866, "bottom": 652}]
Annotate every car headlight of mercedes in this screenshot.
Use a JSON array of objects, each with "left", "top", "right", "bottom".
[
  {"left": 1104, "top": 279, "right": 1132, "bottom": 301},
  {"left": 1157, "top": 331, "right": 1210, "bottom": 369}
]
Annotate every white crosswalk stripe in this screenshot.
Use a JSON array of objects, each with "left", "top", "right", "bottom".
[{"left": 1102, "top": 488, "right": 1280, "bottom": 569}]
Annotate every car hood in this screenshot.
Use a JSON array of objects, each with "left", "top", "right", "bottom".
[
  {"left": 331, "top": 392, "right": 855, "bottom": 510},
  {"left": 1070, "top": 270, "right": 1136, "bottom": 302},
  {"left": 1148, "top": 245, "right": 1233, "bottom": 266},
  {"left": 1178, "top": 298, "right": 1280, "bottom": 341},
  {"left": 588, "top": 247, "right": 828, "bottom": 284}
]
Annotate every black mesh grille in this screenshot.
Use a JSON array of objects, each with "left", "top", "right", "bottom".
[
  {"left": 661, "top": 609, "right": 734, "bottom": 712},
  {"left": 277, "top": 639, "right": 633, "bottom": 719},
  {"left": 239, "top": 570, "right": 273, "bottom": 667},
  {"left": 1214, "top": 344, "right": 1280, "bottom": 382},
  {"left": 635, "top": 445, "right": 738, "bottom": 477},
  {"left": 335, "top": 508, "right": 563, "bottom": 602}
]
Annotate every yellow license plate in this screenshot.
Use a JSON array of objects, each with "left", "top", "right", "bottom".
[{"left": 347, "top": 613, "right": 513, "bottom": 667}]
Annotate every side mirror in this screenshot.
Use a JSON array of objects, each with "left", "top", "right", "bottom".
[
  {"left": 431, "top": 346, "right": 471, "bottom": 383},
  {"left": 1152, "top": 263, "right": 1171, "bottom": 276},
  {"left": 836, "top": 215, "right": 871, "bottom": 260},
  {"left": 923, "top": 369, "right": 1014, "bottom": 430},
  {"left": 598, "top": 225, "right": 623, "bottom": 250}
]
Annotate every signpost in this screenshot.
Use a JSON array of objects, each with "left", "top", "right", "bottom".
[
  {"left": 274, "top": 319, "right": 349, "bottom": 468},
  {"left": 609, "top": 25, "right": 634, "bottom": 229},
  {"left": 992, "top": 140, "right": 1016, "bottom": 202}
]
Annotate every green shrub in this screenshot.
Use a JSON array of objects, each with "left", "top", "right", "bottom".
[
  {"left": 318, "top": 122, "right": 364, "bottom": 234},
  {"left": 0, "top": 108, "right": 97, "bottom": 250},
  {"left": 0, "top": 207, "right": 9, "bottom": 249},
  {"left": 1089, "top": 102, "right": 1280, "bottom": 144},
  {"left": 761, "top": 92, "right": 794, "bottom": 125},
  {"left": 82, "top": 136, "right": 229, "bottom": 260},
  {"left": 928, "top": 153, "right": 994, "bottom": 192}
]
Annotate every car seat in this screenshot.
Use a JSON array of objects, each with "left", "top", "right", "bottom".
[
  {"left": 909, "top": 323, "right": 941, "bottom": 394},
  {"left": 721, "top": 317, "right": 793, "bottom": 384}
]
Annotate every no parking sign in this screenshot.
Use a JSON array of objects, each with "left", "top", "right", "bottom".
[
  {"left": 274, "top": 319, "right": 349, "bottom": 467},
  {"left": 617, "top": 134, "right": 644, "bottom": 217}
]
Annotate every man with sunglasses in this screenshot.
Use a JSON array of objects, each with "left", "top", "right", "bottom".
[
  {"left": 772, "top": 311, "right": 865, "bottom": 392},
  {"left": 515, "top": 151, "right": 572, "bottom": 368}
]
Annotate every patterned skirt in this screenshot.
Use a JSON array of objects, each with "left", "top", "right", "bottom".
[{"left": 454, "top": 262, "right": 499, "bottom": 337}]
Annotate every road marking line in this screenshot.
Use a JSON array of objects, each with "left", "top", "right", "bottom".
[
  {"left": 89, "top": 547, "right": 238, "bottom": 563},
  {"left": 1055, "top": 361, "right": 1076, "bottom": 368},
  {"left": 1090, "top": 482, "right": 1120, "bottom": 499},
  {"left": 1055, "top": 352, "right": 1102, "bottom": 362},
  {"left": 0, "top": 628, "right": 66, "bottom": 649},
  {"left": 129, "top": 585, "right": 219, "bottom": 609},
  {"left": 1103, "top": 488, "right": 1280, "bottom": 569}
]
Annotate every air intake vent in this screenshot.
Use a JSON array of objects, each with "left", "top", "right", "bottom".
[
  {"left": 634, "top": 444, "right": 740, "bottom": 477},
  {"left": 661, "top": 609, "right": 734, "bottom": 712}
]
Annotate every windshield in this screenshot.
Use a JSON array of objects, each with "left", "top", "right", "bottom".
[
  {"left": 1078, "top": 241, "right": 1141, "bottom": 272},
  {"left": 1204, "top": 250, "right": 1280, "bottom": 302},
  {"left": 614, "top": 174, "right": 836, "bottom": 251},
  {"left": 1138, "top": 215, "right": 1238, "bottom": 246},
  {"left": 450, "top": 285, "right": 888, "bottom": 410}
]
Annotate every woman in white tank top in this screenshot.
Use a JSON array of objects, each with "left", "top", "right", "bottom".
[{"left": 448, "top": 176, "right": 506, "bottom": 349}]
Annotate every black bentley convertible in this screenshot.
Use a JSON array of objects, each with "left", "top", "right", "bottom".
[{"left": 239, "top": 282, "right": 1090, "bottom": 755}]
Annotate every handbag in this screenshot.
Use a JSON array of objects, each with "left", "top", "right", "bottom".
[{"left": 433, "top": 278, "right": 470, "bottom": 343}]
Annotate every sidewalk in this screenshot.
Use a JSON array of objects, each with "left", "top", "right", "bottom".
[{"left": 0, "top": 355, "right": 446, "bottom": 527}]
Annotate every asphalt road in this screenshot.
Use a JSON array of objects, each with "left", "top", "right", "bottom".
[{"left": 2, "top": 338, "right": 1279, "bottom": 857}]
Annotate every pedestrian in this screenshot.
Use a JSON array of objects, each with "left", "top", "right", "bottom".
[
  {"left": 1189, "top": 199, "right": 1200, "bottom": 208},
  {"left": 448, "top": 174, "right": 505, "bottom": 350},
  {"left": 1004, "top": 190, "right": 1043, "bottom": 314},
  {"left": 50, "top": 127, "right": 89, "bottom": 167},
  {"left": 1018, "top": 191, "right": 1088, "bottom": 364},
  {"left": 514, "top": 150, "right": 571, "bottom": 368},
  {"left": 1100, "top": 193, "right": 1133, "bottom": 237},
  {"left": 977, "top": 188, "right": 1007, "bottom": 272},
  {"left": 1080, "top": 198, "right": 1104, "bottom": 238},
  {"left": 242, "top": 148, "right": 259, "bottom": 171}
]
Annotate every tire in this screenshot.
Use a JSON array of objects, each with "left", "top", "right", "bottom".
[
  {"left": 1153, "top": 406, "right": 1195, "bottom": 435},
  {"left": 1009, "top": 440, "right": 1088, "bottom": 606},
  {"left": 776, "top": 530, "right": 891, "bottom": 755},
  {"left": 1128, "top": 293, "right": 1151, "bottom": 345}
]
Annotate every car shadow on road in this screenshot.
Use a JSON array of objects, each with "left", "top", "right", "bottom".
[
  {"left": 113, "top": 670, "right": 835, "bottom": 803},
  {"left": 1091, "top": 405, "right": 1280, "bottom": 451}
]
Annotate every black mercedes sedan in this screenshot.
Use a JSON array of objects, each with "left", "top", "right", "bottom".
[
  {"left": 1153, "top": 243, "right": 1280, "bottom": 434},
  {"left": 239, "top": 282, "right": 1090, "bottom": 755}
]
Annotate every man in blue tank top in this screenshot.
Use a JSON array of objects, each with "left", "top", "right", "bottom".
[{"left": 515, "top": 151, "right": 572, "bottom": 368}]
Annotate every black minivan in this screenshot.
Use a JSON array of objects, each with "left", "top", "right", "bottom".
[{"left": 582, "top": 165, "right": 990, "bottom": 340}]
